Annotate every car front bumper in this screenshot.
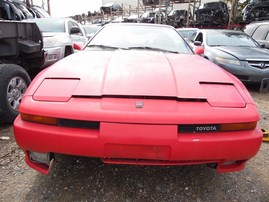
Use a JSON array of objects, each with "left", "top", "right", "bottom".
[
  {"left": 14, "top": 116, "right": 262, "bottom": 174},
  {"left": 215, "top": 61, "right": 269, "bottom": 83}
]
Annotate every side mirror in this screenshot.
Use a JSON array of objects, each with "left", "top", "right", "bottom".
[
  {"left": 193, "top": 41, "right": 202, "bottom": 46},
  {"left": 70, "top": 26, "right": 81, "bottom": 35},
  {"left": 193, "top": 46, "right": 204, "bottom": 55},
  {"left": 73, "top": 42, "right": 84, "bottom": 51}
]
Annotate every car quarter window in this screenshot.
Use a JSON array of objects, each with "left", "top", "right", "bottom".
[{"left": 252, "top": 25, "right": 269, "bottom": 40}]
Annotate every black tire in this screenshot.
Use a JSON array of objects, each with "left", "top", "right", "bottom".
[{"left": 0, "top": 64, "right": 31, "bottom": 123}]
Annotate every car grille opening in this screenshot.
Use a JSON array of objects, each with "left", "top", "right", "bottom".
[{"left": 246, "top": 60, "right": 269, "bottom": 69}]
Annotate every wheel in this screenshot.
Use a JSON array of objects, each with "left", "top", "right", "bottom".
[{"left": 0, "top": 64, "right": 31, "bottom": 123}]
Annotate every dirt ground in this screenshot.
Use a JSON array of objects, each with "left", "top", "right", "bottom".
[{"left": 0, "top": 85, "right": 269, "bottom": 202}]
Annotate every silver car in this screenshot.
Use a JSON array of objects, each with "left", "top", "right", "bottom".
[
  {"left": 191, "top": 29, "right": 269, "bottom": 91},
  {"left": 25, "top": 17, "right": 88, "bottom": 67}
]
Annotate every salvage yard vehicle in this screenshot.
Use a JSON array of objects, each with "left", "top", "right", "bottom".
[
  {"left": 191, "top": 29, "right": 269, "bottom": 92},
  {"left": 195, "top": 1, "right": 229, "bottom": 26},
  {"left": 0, "top": 20, "right": 44, "bottom": 123},
  {"left": 24, "top": 17, "right": 88, "bottom": 67},
  {"left": 14, "top": 23, "right": 262, "bottom": 174},
  {"left": 167, "top": 9, "right": 192, "bottom": 28},
  {"left": 242, "top": 0, "right": 269, "bottom": 23}
]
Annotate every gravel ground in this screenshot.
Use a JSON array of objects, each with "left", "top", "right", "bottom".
[{"left": 0, "top": 85, "right": 268, "bottom": 202}]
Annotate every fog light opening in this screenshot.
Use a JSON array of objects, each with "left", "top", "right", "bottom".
[{"left": 29, "top": 151, "right": 54, "bottom": 165}]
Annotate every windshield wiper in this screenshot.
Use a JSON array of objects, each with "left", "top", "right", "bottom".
[
  {"left": 87, "top": 44, "right": 126, "bottom": 50},
  {"left": 127, "top": 46, "right": 179, "bottom": 54}
]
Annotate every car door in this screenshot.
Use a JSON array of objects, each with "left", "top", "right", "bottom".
[{"left": 251, "top": 25, "right": 269, "bottom": 49}]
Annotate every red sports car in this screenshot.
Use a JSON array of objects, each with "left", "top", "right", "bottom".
[{"left": 14, "top": 23, "right": 262, "bottom": 174}]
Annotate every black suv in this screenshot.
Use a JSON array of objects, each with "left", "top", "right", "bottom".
[
  {"left": 243, "top": 21, "right": 269, "bottom": 49},
  {"left": 195, "top": 1, "right": 229, "bottom": 26},
  {"left": 242, "top": 0, "right": 269, "bottom": 23}
]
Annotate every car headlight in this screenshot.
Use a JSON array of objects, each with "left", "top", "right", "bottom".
[
  {"left": 215, "top": 56, "right": 241, "bottom": 66},
  {"left": 43, "top": 37, "right": 58, "bottom": 47}
]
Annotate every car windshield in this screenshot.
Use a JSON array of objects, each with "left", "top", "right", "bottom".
[
  {"left": 86, "top": 24, "right": 193, "bottom": 54},
  {"left": 28, "top": 18, "right": 65, "bottom": 32},
  {"left": 206, "top": 31, "right": 258, "bottom": 47}
]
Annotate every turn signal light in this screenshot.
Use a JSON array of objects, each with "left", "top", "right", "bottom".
[
  {"left": 21, "top": 113, "right": 57, "bottom": 125},
  {"left": 220, "top": 122, "right": 257, "bottom": 131}
]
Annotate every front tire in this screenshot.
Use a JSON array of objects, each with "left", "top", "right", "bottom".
[{"left": 0, "top": 64, "right": 31, "bottom": 123}]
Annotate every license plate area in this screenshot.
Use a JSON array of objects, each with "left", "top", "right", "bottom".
[{"left": 104, "top": 144, "right": 171, "bottom": 160}]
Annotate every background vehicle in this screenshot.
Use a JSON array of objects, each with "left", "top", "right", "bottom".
[
  {"left": 191, "top": 29, "right": 269, "bottom": 91},
  {"left": 167, "top": 10, "right": 192, "bottom": 28},
  {"left": 0, "top": 20, "right": 44, "bottom": 123},
  {"left": 24, "top": 17, "right": 88, "bottom": 67},
  {"left": 0, "top": 0, "right": 49, "bottom": 20},
  {"left": 242, "top": 0, "right": 269, "bottom": 22},
  {"left": 243, "top": 21, "right": 269, "bottom": 49},
  {"left": 195, "top": 2, "right": 229, "bottom": 26}
]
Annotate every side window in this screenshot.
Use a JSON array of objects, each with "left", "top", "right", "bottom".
[
  {"left": 67, "top": 21, "right": 73, "bottom": 34},
  {"left": 252, "top": 25, "right": 268, "bottom": 40},
  {"left": 195, "top": 33, "right": 203, "bottom": 43}
]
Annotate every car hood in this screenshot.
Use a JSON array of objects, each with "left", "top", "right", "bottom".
[
  {"left": 214, "top": 46, "right": 269, "bottom": 60},
  {"left": 30, "top": 50, "right": 251, "bottom": 107}
]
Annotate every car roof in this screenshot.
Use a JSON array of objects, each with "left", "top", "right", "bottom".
[
  {"left": 201, "top": 29, "right": 245, "bottom": 34},
  {"left": 104, "top": 22, "right": 174, "bottom": 29}
]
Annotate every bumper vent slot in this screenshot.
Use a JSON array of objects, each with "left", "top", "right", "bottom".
[{"left": 58, "top": 119, "right": 100, "bottom": 129}]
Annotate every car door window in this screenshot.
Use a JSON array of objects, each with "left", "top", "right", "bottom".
[{"left": 252, "top": 25, "right": 268, "bottom": 40}]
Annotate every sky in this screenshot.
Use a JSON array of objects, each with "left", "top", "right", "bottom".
[{"left": 33, "top": 0, "right": 102, "bottom": 17}]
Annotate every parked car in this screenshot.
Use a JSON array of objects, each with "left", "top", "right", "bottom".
[
  {"left": 167, "top": 10, "right": 192, "bottom": 28},
  {"left": 24, "top": 17, "right": 88, "bottom": 67},
  {"left": 139, "top": 11, "right": 156, "bottom": 23},
  {"left": 100, "top": 3, "right": 122, "bottom": 14},
  {"left": 195, "top": 1, "right": 229, "bottom": 26},
  {"left": 13, "top": 23, "right": 262, "bottom": 174},
  {"left": 243, "top": 21, "right": 269, "bottom": 49},
  {"left": 242, "top": 0, "right": 269, "bottom": 23},
  {"left": 191, "top": 29, "right": 269, "bottom": 91}
]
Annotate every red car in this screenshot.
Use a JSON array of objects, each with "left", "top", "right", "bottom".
[{"left": 14, "top": 23, "right": 262, "bottom": 174}]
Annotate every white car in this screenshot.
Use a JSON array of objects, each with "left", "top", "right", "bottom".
[{"left": 25, "top": 17, "right": 88, "bottom": 67}]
